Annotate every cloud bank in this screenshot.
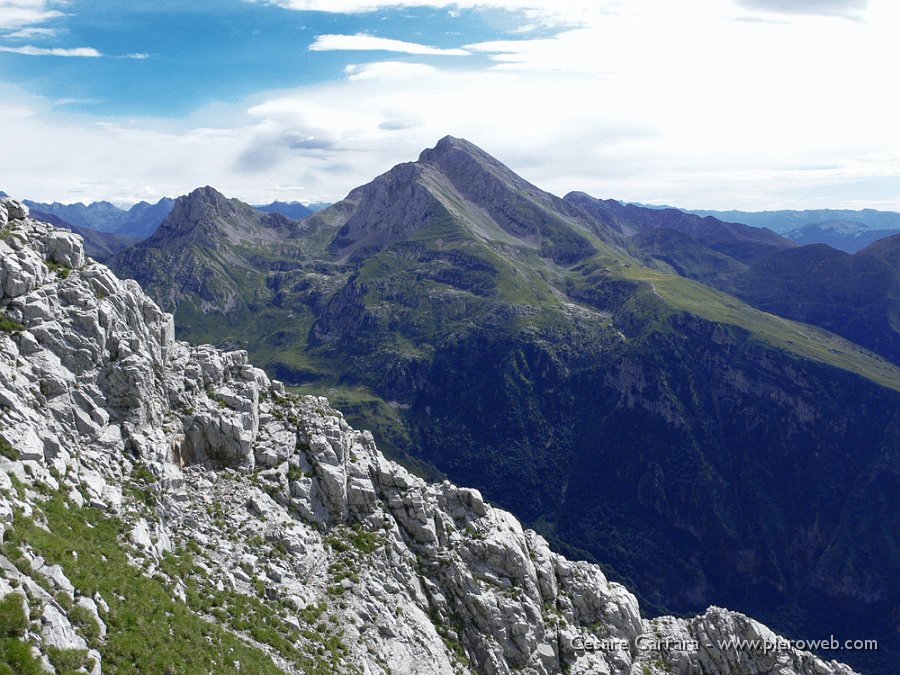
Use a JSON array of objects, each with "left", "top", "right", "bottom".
[
  {"left": 736, "top": 0, "right": 870, "bottom": 17},
  {"left": 0, "top": 0, "right": 64, "bottom": 31},
  {"left": 2, "top": 0, "right": 900, "bottom": 212}
]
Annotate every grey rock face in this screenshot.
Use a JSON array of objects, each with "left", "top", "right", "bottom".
[
  {"left": 1, "top": 197, "right": 30, "bottom": 221},
  {"left": 0, "top": 204, "right": 859, "bottom": 674}
]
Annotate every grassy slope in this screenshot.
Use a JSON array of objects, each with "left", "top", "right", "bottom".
[
  {"left": 2, "top": 491, "right": 284, "bottom": 674},
  {"left": 600, "top": 253, "right": 900, "bottom": 391},
  {"left": 2, "top": 477, "right": 357, "bottom": 675},
  {"left": 423, "top": 195, "right": 900, "bottom": 392}
]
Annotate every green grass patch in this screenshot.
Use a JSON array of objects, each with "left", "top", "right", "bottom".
[
  {"left": 2, "top": 494, "right": 284, "bottom": 674},
  {"left": 0, "top": 436, "right": 16, "bottom": 461},
  {"left": 46, "top": 646, "right": 92, "bottom": 674},
  {"left": 0, "top": 594, "right": 28, "bottom": 638},
  {"left": 0, "top": 314, "right": 25, "bottom": 334},
  {"left": 0, "top": 637, "right": 43, "bottom": 675},
  {"left": 0, "top": 593, "right": 43, "bottom": 675},
  {"left": 44, "top": 259, "right": 70, "bottom": 279}
]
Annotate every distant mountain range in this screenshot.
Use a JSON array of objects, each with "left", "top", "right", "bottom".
[
  {"left": 579, "top": 197, "right": 900, "bottom": 364},
  {"left": 15, "top": 196, "right": 326, "bottom": 241},
  {"left": 106, "top": 137, "right": 900, "bottom": 673},
  {"left": 252, "top": 200, "right": 314, "bottom": 220},
  {"left": 23, "top": 197, "right": 176, "bottom": 239},
  {"left": 683, "top": 207, "right": 900, "bottom": 252},
  {"left": 12, "top": 186, "right": 900, "bottom": 253}
]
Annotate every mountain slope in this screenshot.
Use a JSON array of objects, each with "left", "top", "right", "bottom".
[
  {"left": 106, "top": 141, "right": 900, "bottom": 674},
  {"left": 0, "top": 197, "right": 862, "bottom": 674},
  {"left": 111, "top": 186, "right": 301, "bottom": 312},
  {"left": 566, "top": 192, "right": 795, "bottom": 264},
  {"left": 783, "top": 221, "right": 900, "bottom": 252},
  {"left": 304, "top": 136, "right": 615, "bottom": 265},
  {"left": 575, "top": 195, "right": 900, "bottom": 365},
  {"left": 859, "top": 231, "right": 900, "bottom": 268},
  {"left": 115, "top": 197, "right": 176, "bottom": 238},
  {"left": 710, "top": 243, "right": 900, "bottom": 364}
]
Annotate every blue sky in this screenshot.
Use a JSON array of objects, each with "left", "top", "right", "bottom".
[
  {"left": 1, "top": 2, "right": 526, "bottom": 116},
  {"left": 1, "top": 0, "right": 899, "bottom": 211}
]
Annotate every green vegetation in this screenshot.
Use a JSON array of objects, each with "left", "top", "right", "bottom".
[
  {"left": 69, "top": 604, "right": 101, "bottom": 641},
  {"left": 0, "top": 593, "right": 43, "bottom": 675},
  {"left": 598, "top": 254, "right": 900, "bottom": 391},
  {"left": 0, "top": 436, "right": 16, "bottom": 461},
  {"left": 169, "top": 557, "right": 350, "bottom": 674},
  {"left": 0, "top": 314, "right": 25, "bottom": 334},
  {"left": 322, "top": 524, "right": 385, "bottom": 599},
  {"left": 46, "top": 646, "right": 92, "bottom": 674},
  {"left": 0, "top": 593, "right": 28, "bottom": 637},
  {"left": 124, "top": 462, "right": 158, "bottom": 508},
  {"left": 0, "top": 639, "right": 43, "bottom": 675},
  {"left": 44, "top": 258, "right": 70, "bottom": 279},
  {"left": 1, "top": 493, "right": 284, "bottom": 674}
]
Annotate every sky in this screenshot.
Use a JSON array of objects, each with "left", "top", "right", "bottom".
[{"left": 1, "top": 0, "right": 899, "bottom": 211}]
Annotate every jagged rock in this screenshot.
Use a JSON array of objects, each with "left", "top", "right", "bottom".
[
  {"left": 1, "top": 197, "right": 29, "bottom": 221},
  {"left": 0, "top": 206, "right": 861, "bottom": 674},
  {"left": 45, "top": 230, "right": 85, "bottom": 269}
]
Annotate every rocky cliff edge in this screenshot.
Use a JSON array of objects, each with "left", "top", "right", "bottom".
[{"left": 0, "top": 196, "right": 857, "bottom": 674}]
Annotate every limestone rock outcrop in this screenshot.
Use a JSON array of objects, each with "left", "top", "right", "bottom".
[{"left": 0, "top": 198, "right": 858, "bottom": 673}]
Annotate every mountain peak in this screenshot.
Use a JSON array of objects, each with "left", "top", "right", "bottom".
[
  {"left": 163, "top": 186, "right": 245, "bottom": 229},
  {"left": 151, "top": 186, "right": 295, "bottom": 245},
  {"left": 181, "top": 185, "right": 231, "bottom": 207},
  {"left": 417, "top": 135, "right": 500, "bottom": 168}
]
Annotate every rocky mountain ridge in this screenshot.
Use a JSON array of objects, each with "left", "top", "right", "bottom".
[
  {"left": 0, "top": 199, "right": 865, "bottom": 673},
  {"left": 111, "top": 187, "right": 301, "bottom": 313}
]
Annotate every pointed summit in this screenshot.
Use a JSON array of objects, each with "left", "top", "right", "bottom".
[
  {"left": 110, "top": 187, "right": 300, "bottom": 311},
  {"left": 152, "top": 186, "right": 295, "bottom": 246},
  {"left": 417, "top": 135, "right": 537, "bottom": 195},
  {"left": 312, "top": 136, "right": 624, "bottom": 263},
  {"left": 164, "top": 185, "right": 248, "bottom": 226},
  {"left": 418, "top": 135, "right": 490, "bottom": 162}
]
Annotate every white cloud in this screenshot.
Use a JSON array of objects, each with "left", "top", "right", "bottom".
[
  {"left": 310, "top": 33, "right": 469, "bottom": 55},
  {"left": 3, "top": 0, "right": 900, "bottom": 211},
  {"left": 0, "top": 2, "right": 144, "bottom": 60},
  {"left": 4, "top": 26, "right": 59, "bottom": 38},
  {"left": 0, "top": 44, "right": 99, "bottom": 56},
  {"left": 0, "top": 0, "right": 64, "bottom": 31}
]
